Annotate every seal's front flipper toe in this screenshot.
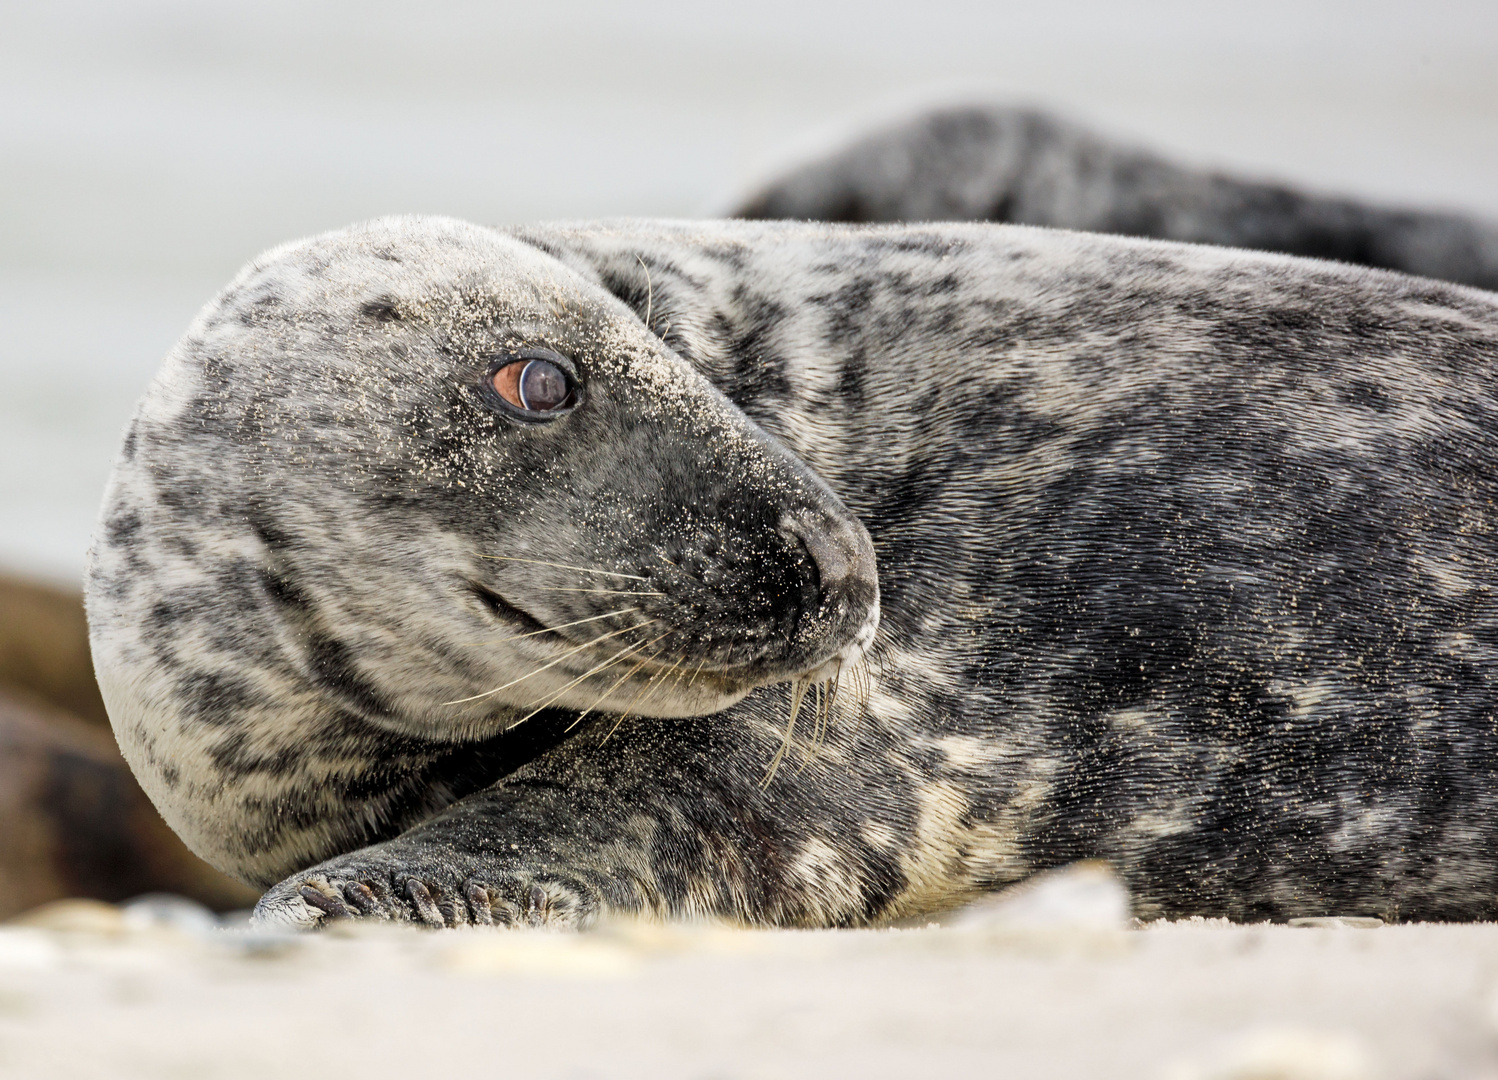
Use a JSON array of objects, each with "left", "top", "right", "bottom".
[
  {"left": 343, "top": 880, "right": 389, "bottom": 918},
  {"left": 463, "top": 874, "right": 595, "bottom": 929},
  {"left": 297, "top": 880, "right": 353, "bottom": 919},
  {"left": 253, "top": 843, "right": 600, "bottom": 931},
  {"left": 251, "top": 879, "right": 332, "bottom": 930},
  {"left": 401, "top": 878, "right": 444, "bottom": 926}
]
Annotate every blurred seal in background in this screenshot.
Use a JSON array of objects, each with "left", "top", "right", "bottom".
[
  {"left": 0, "top": 575, "right": 256, "bottom": 918},
  {"left": 733, "top": 103, "right": 1498, "bottom": 291}
]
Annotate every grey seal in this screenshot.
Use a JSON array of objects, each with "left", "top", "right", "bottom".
[
  {"left": 732, "top": 104, "right": 1498, "bottom": 291},
  {"left": 87, "top": 215, "right": 1498, "bottom": 928}
]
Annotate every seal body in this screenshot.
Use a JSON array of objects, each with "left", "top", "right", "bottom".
[
  {"left": 88, "top": 216, "right": 1498, "bottom": 927},
  {"left": 733, "top": 105, "right": 1498, "bottom": 292}
]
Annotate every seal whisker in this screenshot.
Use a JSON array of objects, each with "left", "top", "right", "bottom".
[
  {"left": 636, "top": 254, "right": 655, "bottom": 333},
  {"left": 458, "top": 607, "right": 639, "bottom": 647},
  {"left": 441, "top": 623, "right": 644, "bottom": 705},
  {"left": 846, "top": 655, "right": 871, "bottom": 724},
  {"left": 660, "top": 656, "right": 708, "bottom": 708},
  {"left": 811, "top": 680, "right": 826, "bottom": 750},
  {"left": 576, "top": 657, "right": 657, "bottom": 737},
  {"left": 798, "top": 671, "right": 840, "bottom": 769},
  {"left": 601, "top": 650, "right": 680, "bottom": 744},
  {"left": 665, "top": 653, "right": 699, "bottom": 698},
  {"left": 786, "top": 679, "right": 824, "bottom": 776},
  {"left": 809, "top": 680, "right": 828, "bottom": 758},
  {"left": 475, "top": 554, "right": 651, "bottom": 582},
  {"left": 566, "top": 631, "right": 676, "bottom": 732},
  {"left": 507, "top": 631, "right": 663, "bottom": 730},
  {"left": 613, "top": 655, "right": 685, "bottom": 735},
  {"left": 639, "top": 654, "right": 686, "bottom": 710},
  {"left": 628, "top": 654, "right": 686, "bottom": 712},
  {"left": 760, "top": 689, "right": 802, "bottom": 789},
  {"left": 786, "top": 678, "right": 809, "bottom": 738},
  {"left": 538, "top": 587, "right": 668, "bottom": 597},
  {"left": 819, "top": 670, "right": 842, "bottom": 747}
]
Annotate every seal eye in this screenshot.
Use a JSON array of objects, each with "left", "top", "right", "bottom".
[{"left": 490, "top": 356, "right": 577, "bottom": 417}]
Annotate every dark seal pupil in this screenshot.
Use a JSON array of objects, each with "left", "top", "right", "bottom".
[{"left": 517, "top": 359, "right": 570, "bottom": 412}]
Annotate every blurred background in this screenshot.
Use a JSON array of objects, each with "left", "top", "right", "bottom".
[{"left": 2, "top": 0, "right": 1497, "bottom": 587}]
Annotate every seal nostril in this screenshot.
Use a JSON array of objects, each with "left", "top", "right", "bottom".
[
  {"left": 784, "top": 531, "right": 823, "bottom": 637},
  {"left": 796, "top": 525, "right": 851, "bottom": 587},
  {"left": 780, "top": 513, "right": 874, "bottom": 594},
  {"left": 778, "top": 512, "right": 879, "bottom": 656}
]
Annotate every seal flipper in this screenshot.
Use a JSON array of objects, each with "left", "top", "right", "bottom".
[
  {"left": 256, "top": 852, "right": 601, "bottom": 930},
  {"left": 252, "top": 695, "right": 922, "bottom": 931}
]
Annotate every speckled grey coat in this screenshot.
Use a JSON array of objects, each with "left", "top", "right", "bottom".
[{"left": 87, "top": 216, "right": 1498, "bottom": 928}]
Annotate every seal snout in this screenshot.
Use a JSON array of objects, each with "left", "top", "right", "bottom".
[{"left": 779, "top": 508, "right": 881, "bottom": 674}]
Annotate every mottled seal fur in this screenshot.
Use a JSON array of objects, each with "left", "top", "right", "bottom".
[
  {"left": 88, "top": 215, "right": 1498, "bottom": 928},
  {"left": 733, "top": 104, "right": 1498, "bottom": 291}
]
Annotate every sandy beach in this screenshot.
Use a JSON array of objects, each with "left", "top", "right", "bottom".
[{"left": 3, "top": 884, "right": 1497, "bottom": 1080}]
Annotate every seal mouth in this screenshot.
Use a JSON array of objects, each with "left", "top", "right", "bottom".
[
  {"left": 459, "top": 544, "right": 879, "bottom": 718},
  {"left": 789, "top": 607, "right": 880, "bottom": 687},
  {"left": 467, "top": 580, "right": 556, "bottom": 640}
]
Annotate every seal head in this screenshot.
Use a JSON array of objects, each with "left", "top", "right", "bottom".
[{"left": 86, "top": 216, "right": 878, "bottom": 882}]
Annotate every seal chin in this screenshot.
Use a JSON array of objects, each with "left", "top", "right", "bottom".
[
  {"left": 799, "top": 653, "right": 854, "bottom": 687},
  {"left": 849, "top": 601, "right": 880, "bottom": 658},
  {"left": 798, "top": 600, "right": 880, "bottom": 685}
]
